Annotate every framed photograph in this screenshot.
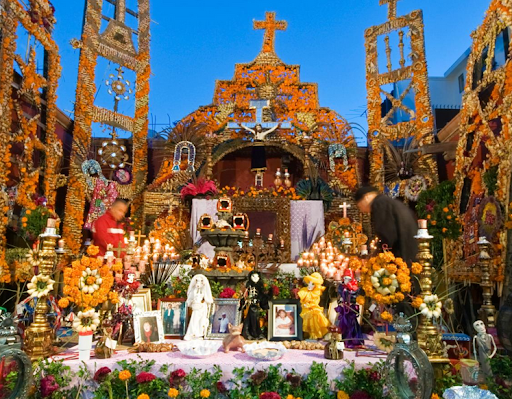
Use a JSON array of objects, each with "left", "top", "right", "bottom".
[
  {"left": 132, "top": 288, "right": 152, "bottom": 313},
  {"left": 206, "top": 298, "right": 242, "bottom": 339},
  {"left": 133, "top": 311, "right": 164, "bottom": 344},
  {"left": 217, "top": 197, "right": 232, "bottom": 212},
  {"left": 158, "top": 298, "right": 187, "bottom": 338},
  {"left": 268, "top": 299, "right": 303, "bottom": 341}
]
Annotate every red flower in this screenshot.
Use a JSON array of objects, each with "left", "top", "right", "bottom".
[
  {"left": 219, "top": 287, "right": 236, "bottom": 298},
  {"left": 93, "top": 367, "right": 112, "bottom": 383},
  {"left": 40, "top": 375, "right": 59, "bottom": 398},
  {"left": 350, "top": 391, "right": 372, "bottom": 399},
  {"left": 216, "top": 381, "right": 228, "bottom": 393},
  {"left": 260, "top": 392, "right": 281, "bottom": 399},
  {"left": 136, "top": 372, "right": 156, "bottom": 384},
  {"left": 172, "top": 369, "right": 186, "bottom": 379},
  {"left": 180, "top": 179, "right": 217, "bottom": 200},
  {"left": 271, "top": 285, "right": 279, "bottom": 296},
  {"left": 369, "top": 371, "right": 380, "bottom": 381}
]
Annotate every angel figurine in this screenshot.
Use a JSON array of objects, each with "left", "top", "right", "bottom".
[
  {"left": 473, "top": 320, "right": 497, "bottom": 377},
  {"left": 183, "top": 274, "right": 213, "bottom": 340}
]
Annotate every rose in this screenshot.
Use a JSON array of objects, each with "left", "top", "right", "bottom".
[
  {"left": 93, "top": 367, "right": 112, "bottom": 383},
  {"left": 271, "top": 285, "right": 280, "bottom": 296},
  {"left": 136, "top": 372, "right": 156, "bottom": 384},
  {"left": 40, "top": 375, "right": 59, "bottom": 398},
  {"left": 260, "top": 392, "right": 281, "bottom": 399},
  {"left": 171, "top": 369, "right": 186, "bottom": 379},
  {"left": 216, "top": 381, "right": 228, "bottom": 393}
]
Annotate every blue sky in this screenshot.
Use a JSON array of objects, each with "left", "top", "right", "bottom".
[{"left": 52, "top": 0, "right": 489, "bottom": 144}]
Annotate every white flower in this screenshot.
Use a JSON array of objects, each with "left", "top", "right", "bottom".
[
  {"left": 27, "top": 274, "right": 55, "bottom": 298},
  {"left": 372, "top": 268, "right": 399, "bottom": 295},
  {"left": 72, "top": 309, "right": 100, "bottom": 333},
  {"left": 78, "top": 268, "right": 102, "bottom": 294},
  {"left": 418, "top": 294, "right": 442, "bottom": 319}
]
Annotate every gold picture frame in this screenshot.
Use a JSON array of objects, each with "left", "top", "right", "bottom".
[{"left": 132, "top": 288, "right": 152, "bottom": 313}]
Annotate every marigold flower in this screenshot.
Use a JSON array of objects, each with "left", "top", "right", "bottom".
[
  {"left": 200, "top": 389, "right": 211, "bottom": 398},
  {"left": 119, "top": 370, "right": 131, "bottom": 381},
  {"left": 431, "top": 220, "right": 437, "bottom": 226},
  {"left": 381, "top": 311, "right": 393, "bottom": 323},
  {"left": 443, "top": 207, "right": 449, "bottom": 213},
  {"left": 411, "top": 262, "right": 422, "bottom": 274},
  {"left": 382, "top": 277, "right": 392, "bottom": 286},
  {"left": 58, "top": 298, "right": 69, "bottom": 308},
  {"left": 337, "top": 391, "right": 349, "bottom": 399},
  {"left": 137, "top": 395, "right": 150, "bottom": 399},
  {"left": 356, "top": 295, "right": 366, "bottom": 306},
  {"left": 431, "top": 394, "right": 440, "bottom": 399},
  {"left": 411, "top": 297, "right": 423, "bottom": 308},
  {"left": 87, "top": 245, "right": 100, "bottom": 256},
  {"left": 168, "top": 388, "right": 179, "bottom": 398}
]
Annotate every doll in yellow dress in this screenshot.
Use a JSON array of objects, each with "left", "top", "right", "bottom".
[{"left": 298, "top": 272, "right": 330, "bottom": 339}]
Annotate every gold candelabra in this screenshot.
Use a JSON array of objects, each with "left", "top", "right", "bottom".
[
  {"left": 477, "top": 237, "right": 496, "bottom": 328},
  {"left": 415, "top": 220, "right": 447, "bottom": 362},
  {"left": 24, "top": 219, "right": 60, "bottom": 360}
]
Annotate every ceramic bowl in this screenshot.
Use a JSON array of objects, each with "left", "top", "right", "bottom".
[
  {"left": 243, "top": 342, "right": 287, "bottom": 361},
  {"left": 175, "top": 340, "right": 223, "bottom": 358}
]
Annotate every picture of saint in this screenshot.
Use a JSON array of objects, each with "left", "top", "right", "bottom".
[{"left": 273, "top": 306, "right": 295, "bottom": 337}]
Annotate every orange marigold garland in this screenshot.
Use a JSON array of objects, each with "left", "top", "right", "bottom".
[
  {"left": 62, "top": 255, "right": 115, "bottom": 310},
  {"left": 360, "top": 252, "right": 421, "bottom": 305}
]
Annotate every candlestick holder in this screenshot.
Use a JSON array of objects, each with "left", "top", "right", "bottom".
[
  {"left": 414, "top": 220, "right": 447, "bottom": 362},
  {"left": 24, "top": 220, "right": 60, "bottom": 360},
  {"left": 477, "top": 237, "right": 496, "bottom": 328},
  {"left": 235, "top": 233, "right": 288, "bottom": 273}
]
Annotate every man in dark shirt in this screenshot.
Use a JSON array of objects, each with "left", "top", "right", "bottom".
[{"left": 355, "top": 186, "right": 418, "bottom": 266}]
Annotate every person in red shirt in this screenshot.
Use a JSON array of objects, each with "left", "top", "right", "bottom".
[{"left": 91, "top": 199, "right": 128, "bottom": 257}]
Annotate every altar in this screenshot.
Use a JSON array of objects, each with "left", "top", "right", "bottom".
[
  {"left": 191, "top": 199, "right": 325, "bottom": 260},
  {"left": 52, "top": 339, "right": 384, "bottom": 383}
]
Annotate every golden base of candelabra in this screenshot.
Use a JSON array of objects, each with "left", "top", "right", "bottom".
[{"left": 24, "top": 324, "right": 55, "bottom": 361}]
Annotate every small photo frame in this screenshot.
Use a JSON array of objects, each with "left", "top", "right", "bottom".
[
  {"left": 158, "top": 298, "right": 187, "bottom": 338},
  {"left": 198, "top": 214, "right": 213, "bottom": 230},
  {"left": 132, "top": 288, "right": 152, "bottom": 313},
  {"left": 133, "top": 311, "right": 164, "bottom": 344},
  {"left": 206, "top": 298, "right": 242, "bottom": 339},
  {"left": 217, "top": 197, "right": 232, "bottom": 212},
  {"left": 268, "top": 299, "right": 303, "bottom": 341},
  {"left": 232, "top": 213, "right": 249, "bottom": 230}
]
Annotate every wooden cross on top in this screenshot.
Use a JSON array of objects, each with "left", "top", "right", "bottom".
[
  {"left": 114, "top": 242, "right": 125, "bottom": 258},
  {"left": 135, "top": 230, "right": 146, "bottom": 247},
  {"left": 253, "top": 12, "right": 287, "bottom": 54},
  {"left": 379, "top": 0, "right": 401, "bottom": 20}
]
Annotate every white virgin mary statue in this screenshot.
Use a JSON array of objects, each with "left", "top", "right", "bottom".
[{"left": 183, "top": 274, "right": 213, "bottom": 340}]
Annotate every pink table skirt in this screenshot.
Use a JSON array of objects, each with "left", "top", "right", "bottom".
[{"left": 52, "top": 340, "right": 385, "bottom": 382}]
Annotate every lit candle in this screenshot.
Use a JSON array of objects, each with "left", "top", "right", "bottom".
[
  {"left": 280, "top": 239, "right": 285, "bottom": 248},
  {"left": 58, "top": 239, "right": 65, "bottom": 249},
  {"left": 256, "top": 228, "right": 261, "bottom": 236},
  {"left": 47, "top": 218, "right": 56, "bottom": 228},
  {"left": 152, "top": 253, "right": 159, "bottom": 262},
  {"left": 298, "top": 258, "right": 304, "bottom": 266},
  {"left": 418, "top": 219, "right": 427, "bottom": 229},
  {"left": 268, "top": 234, "right": 273, "bottom": 241},
  {"left": 245, "top": 231, "right": 249, "bottom": 238}
]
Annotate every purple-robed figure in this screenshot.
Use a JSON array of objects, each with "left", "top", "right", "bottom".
[{"left": 336, "top": 269, "right": 364, "bottom": 348}]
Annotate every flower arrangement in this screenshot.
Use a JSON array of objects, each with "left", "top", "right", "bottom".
[
  {"left": 180, "top": 178, "right": 217, "bottom": 201},
  {"left": 334, "top": 361, "right": 386, "bottom": 399},
  {"left": 61, "top": 246, "right": 117, "bottom": 309},
  {"left": 419, "top": 294, "right": 443, "bottom": 319},
  {"left": 360, "top": 252, "right": 419, "bottom": 305},
  {"left": 72, "top": 309, "right": 100, "bottom": 333},
  {"left": 27, "top": 274, "right": 55, "bottom": 298},
  {"left": 18, "top": 205, "right": 54, "bottom": 243}
]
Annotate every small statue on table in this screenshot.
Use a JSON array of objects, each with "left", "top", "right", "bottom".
[
  {"left": 240, "top": 271, "right": 269, "bottom": 340},
  {"left": 112, "top": 270, "right": 140, "bottom": 344},
  {"left": 324, "top": 326, "right": 344, "bottom": 360},
  {"left": 473, "top": 320, "right": 497, "bottom": 378},
  {"left": 298, "top": 272, "right": 330, "bottom": 339},
  {"left": 336, "top": 269, "right": 364, "bottom": 348},
  {"left": 183, "top": 274, "right": 214, "bottom": 340}
]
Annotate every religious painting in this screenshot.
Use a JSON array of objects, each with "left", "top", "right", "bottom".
[
  {"left": 158, "top": 298, "right": 187, "bottom": 338},
  {"left": 132, "top": 288, "right": 152, "bottom": 313},
  {"left": 268, "top": 299, "right": 302, "bottom": 341},
  {"left": 133, "top": 311, "right": 164, "bottom": 344},
  {"left": 206, "top": 298, "right": 242, "bottom": 339}
]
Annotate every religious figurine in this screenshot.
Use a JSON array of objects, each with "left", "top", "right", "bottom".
[
  {"left": 297, "top": 272, "right": 330, "bottom": 339},
  {"left": 336, "top": 269, "right": 364, "bottom": 348},
  {"left": 239, "top": 122, "right": 280, "bottom": 141},
  {"left": 223, "top": 323, "right": 246, "bottom": 353},
  {"left": 183, "top": 274, "right": 213, "bottom": 340},
  {"left": 472, "top": 320, "right": 497, "bottom": 378},
  {"left": 94, "top": 319, "right": 114, "bottom": 359},
  {"left": 240, "top": 271, "right": 269, "bottom": 340}
]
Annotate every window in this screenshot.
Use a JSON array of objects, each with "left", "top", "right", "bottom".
[{"left": 458, "top": 73, "right": 465, "bottom": 93}]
